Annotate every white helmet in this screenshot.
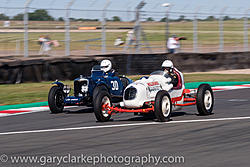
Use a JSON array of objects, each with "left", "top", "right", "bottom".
[
  {"left": 162, "top": 60, "right": 173, "bottom": 68},
  {"left": 100, "top": 59, "right": 112, "bottom": 72}
]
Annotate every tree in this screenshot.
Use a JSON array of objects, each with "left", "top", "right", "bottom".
[
  {"left": 69, "top": 18, "right": 76, "bottom": 21},
  {"left": 12, "top": 9, "right": 55, "bottom": 21},
  {"left": 29, "top": 9, "right": 54, "bottom": 21},
  {"left": 58, "top": 17, "right": 64, "bottom": 21},
  {"left": 160, "top": 17, "right": 166, "bottom": 22},
  {"left": 146, "top": 17, "right": 154, "bottom": 22},
  {"left": 12, "top": 13, "right": 24, "bottom": 20},
  {"left": 223, "top": 16, "right": 232, "bottom": 21},
  {"left": 205, "top": 16, "right": 216, "bottom": 21},
  {"left": 112, "top": 16, "right": 121, "bottom": 22},
  {"left": 0, "top": 13, "right": 9, "bottom": 20},
  {"left": 84, "top": 18, "right": 99, "bottom": 21},
  {"left": 179, "top": 15, "right": 185, "bottom": 21}
]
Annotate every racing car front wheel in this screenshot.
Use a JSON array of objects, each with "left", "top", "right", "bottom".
[
  {"left": 48, "top": 86, "right": 65, "bottom": 113},
  {"left": 154, "top": 90, "right": 172, "bottom": 122},
  {"left": 93, "top": 85, "right": 108, "bottom": 102},
  {"left": 196, "top": 84, "right": 214, "bottom": 115},
  {"left": 94, "top": 91, "right": 112, "bottom": 122}
]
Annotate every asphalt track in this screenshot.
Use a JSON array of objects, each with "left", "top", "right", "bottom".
[{"left": 0, "top": 89, "right": 250, "bottom": 167}]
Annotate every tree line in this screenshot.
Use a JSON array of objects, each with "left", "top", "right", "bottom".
[
  {"left": 0, "top": 9, "right": 121, "bottom": 22},
  {"left": 0, "top": 9, "right": 243, "bottom": 22}
]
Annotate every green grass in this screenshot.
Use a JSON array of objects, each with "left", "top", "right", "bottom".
[
  {"left": 0, "top": 20, "right": 249, "bottom": 52},
  {"left": 0, "top": 81, "right": 73, "bottom": 105},
  {"left": 1, "top": 73, "right": 250, "bottom": 105}
]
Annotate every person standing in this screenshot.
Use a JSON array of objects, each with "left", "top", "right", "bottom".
[
  {"left": 123, "top": 30, "right": 136, "bottom": 51},
  {"left": 167, "top": 35, "right": 179, "bottom": 54}
]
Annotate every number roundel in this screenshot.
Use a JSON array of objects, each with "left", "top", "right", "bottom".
[{"left": 111, "top": 81, "right": 119, "bottom": 90}]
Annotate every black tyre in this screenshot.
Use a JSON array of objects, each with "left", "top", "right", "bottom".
[
  {"left": 196, "top": 84, "right": 214, "bottom": 115},
  {"left": 154, "top": 90, "right": 172, "bottom": 122},
  {"left": 48, "top": 86, "right": 65, "bottom": 113},
  {"left": 94, "top": 91, "right": 112, "bottom": 122},
  {"left": 93, "top": 85, "right": 108, "bottom": 102}
]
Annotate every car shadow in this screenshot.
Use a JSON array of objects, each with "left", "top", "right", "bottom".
[
  {"left": 63, "top": 107, "right": 93, "bottom": 114},
  {"left": 171, "top": 111, "right": 196, "bottom": 117},
  {"left": 195, "top": 113, "right": 214, "bottom": 116},
  {"left": 111, "top": 111, "right": 196, "bottom": 122}
]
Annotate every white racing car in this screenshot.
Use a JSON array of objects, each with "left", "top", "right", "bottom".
[{"left": 93, "top": 69, "right": 214, "bottom": 122}]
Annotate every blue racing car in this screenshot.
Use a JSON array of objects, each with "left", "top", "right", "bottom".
[{"left": 48, "top": 60, "right": 132, "bottom": 113}]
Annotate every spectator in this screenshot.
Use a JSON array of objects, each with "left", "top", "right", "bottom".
[
  {"left": 114, "top": 37, "right": 124, "bottom": 46},
  {"left": 167, "top": 35, "right": 179, "bottom": 54},
  {"left": 123, "top": 30, "right": 136, "bottom": 51},
  {"left": 38, "top": 35, "right": 46, "bottom": 45},
  {"left": 125, "top": 30, "right": 136, "bottom": 46},
  {"left": 38, "top": 35, "right": 60, "bottom": 55}
]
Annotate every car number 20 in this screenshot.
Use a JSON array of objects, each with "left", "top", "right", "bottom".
[{"left": 111, "top": 80, "right": 119, "bottom": 90}]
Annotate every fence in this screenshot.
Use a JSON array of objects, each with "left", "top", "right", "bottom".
[{"left": 0, "top": 0, "right": 249, "bottom": 57}]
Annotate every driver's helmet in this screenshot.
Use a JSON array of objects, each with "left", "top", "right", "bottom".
[
  {"left": 100, "top": 59, "right": 112, "bottom": 73},
  {"left": 162, "top": 60, "right": 174, "bottom": 73}
]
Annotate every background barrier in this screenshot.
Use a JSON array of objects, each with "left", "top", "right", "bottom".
[{"left": 0, "top": 52, "right": 250, "bottom": 84}]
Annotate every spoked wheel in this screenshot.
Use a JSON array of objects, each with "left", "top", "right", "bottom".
[
  {"left": 154, "top": 90, "right": 172, "bottom": 122},
  {"left": 196, "top": 84, "right": 214, "bottom": 115},
  {"left": 94, "top": 91, "right": 112, "bottom": 122},
  {"left": 48, "top": 86, "right": 65, "bottom": 113}
]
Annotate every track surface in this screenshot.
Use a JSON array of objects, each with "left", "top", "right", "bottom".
[{"left": 0, "top": 89, "right": 250, "bottom": 166}]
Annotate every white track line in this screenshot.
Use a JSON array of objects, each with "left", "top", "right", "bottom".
[
  {"left": 0, "top": 106, "right": 77, "bottom": 117},
  {"left": 0, "top": 110, "right": 45, "bottom": 117},
  {"left": 0, "top": 116, "right": 250, "bottom": 136}
]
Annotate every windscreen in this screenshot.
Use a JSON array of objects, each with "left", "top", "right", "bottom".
[
  {"left": 91, "top": 65, "right": 104, "bottom": 77},
  {"left": 92, "top": 65, "right": 101, "bottom": 71},
  {"left": 150, "top": 71, "right": 171, "bottom": 78},
  {"left": 150, "top": 70, "right": 164, "bottom": 76}
]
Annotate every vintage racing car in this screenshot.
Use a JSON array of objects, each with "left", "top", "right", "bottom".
[
  {"left": 93, "top": 70, "right": 214, "bottom": 122},
  {"left": 48, "top": 64, "right": 132, "bottom": 113}
]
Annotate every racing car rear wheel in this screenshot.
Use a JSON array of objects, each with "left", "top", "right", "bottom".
[
  {"left": 154, "top": 90, "right": 172, "bottom": 122},
  {"left": 94, "top": 91, "right": 112, "bottom": 122},
  {"left": 196, "top": 84, "right": 214, "bottom": 115},
  {"left": 48, "top": 86, "right": 65, "bottom": 113}
]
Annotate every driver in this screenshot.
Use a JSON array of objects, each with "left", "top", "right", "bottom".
[
  {"left": 162, "top": 60, "right": 179, "bottom": 87},
  {"left": 100, "top": 59, "right": 116, "bottom": 76}
]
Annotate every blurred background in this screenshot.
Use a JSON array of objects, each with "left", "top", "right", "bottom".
[{"left": 0, "top": 0, "right": 249, "bottom": 57}]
